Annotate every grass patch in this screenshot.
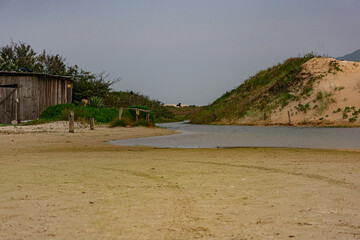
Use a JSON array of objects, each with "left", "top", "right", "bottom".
[
  {"left": 328, "top": 60, "right": 342, "bottom": 74},
  {"left": 109, "top": 117, "right": 154, "bottom": 128},
  {"left": 109, "top": 118, "right": 131, "bottom": 127},
  {"left": 19, "top": 119, "right": 51, "bottom": 126},
  {"left": 295, "top": 103, "right": 311, "bottom": 113}
]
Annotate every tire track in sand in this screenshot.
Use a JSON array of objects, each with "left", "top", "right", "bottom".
[
  {"left": 99, "top": 167, "right": 202, "bottom": 239},
  {"left": 186, "top": 160, "right": 360, "bottom": 191}
]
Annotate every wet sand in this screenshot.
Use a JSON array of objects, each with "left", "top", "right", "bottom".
[{"left": 1, "top": 124, "right": 360, "bottom": 239}]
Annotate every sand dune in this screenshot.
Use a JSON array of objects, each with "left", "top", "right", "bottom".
[{"left": 270, "top": 58, "right": 360, "bottom": 126}]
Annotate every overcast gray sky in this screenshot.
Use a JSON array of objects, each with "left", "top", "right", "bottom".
[{"left": 1, "top": 0, "right": 359, "bottom": 105}]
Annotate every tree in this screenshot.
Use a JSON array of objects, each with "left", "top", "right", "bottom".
[
  {"left": 37, "top": 50, "right": 67, "bottom": 75},
  {"left": 0, "top": 42, "right": 38, "bottom": 72},
  {"left": 68, "top": 66, "right": 121, "bottom": 104},
  {"left": 0, "top": 43, "right": 18, "bottom": 71}
]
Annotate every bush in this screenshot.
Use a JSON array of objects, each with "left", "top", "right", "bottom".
[
  {"left": 40, "top": 103, "right": 76, "bottom": 120},
  {"left": 109, "top": 117, "right": 154, "bottom": 128},
  {"left": 88, "top": 96, "right": 105, "bottom": 108},
  {"left": 40, "top": 103, "right": 118, "bottom": 123},
  {"left": 109, "top": 118, "right": 131, "bottom": 128},
  {"left": 134, "top": 119, "right": 155, "bottom": 127},
  {"left": 40, "top": 103, "right": 157, "bottom": 126}
]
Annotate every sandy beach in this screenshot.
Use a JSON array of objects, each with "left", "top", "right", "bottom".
[{"left": 1, "top": 123, "right": 360, "bottom": 239}]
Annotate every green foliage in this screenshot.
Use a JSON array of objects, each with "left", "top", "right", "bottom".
[
  {"left": 0, "top": 42, "right": 37, "bottom": 72},
  {"left": 134, "top": 119, "right": 154, "bottom": 127},
  {"left": 110, "top": 116, "right": 154, "bottom": 128},
  {"left": 295, "top": 103, "right": 311, "bottom": 113},
  {"left": 109, "top": 118, "right": 131, "bottom": 128},
  {"left": 333, "top": 108, "right": 342, "bottom": 113},
  {"left": 300, "top": 75, "right": 324, "bottom": 97},
  {"left": 334, "top": 86, "right": 344, "bottom": 91},
  {"left": 88, "top": 96, "right": 105, "bottom": 108},
  {"left": 70, "top": 70, "right": 120, "bottom": 104},
  {"left": 191, "top": 106, "right": 218, "bottom": 124},
  {"left": 0, "top": 41, "right": 67, "bottom": 74},
  {"left": 40, "top": 103, "right": 118, "bottom": 123},
  {"left": 328, "top": 60, "right": 342, "bottom": 74},
  {"left": 316, "top": 91, "right": 323, "bottom": 100},
  {"left": 336, "top": 106, "right": 360, "bottom": 122},
  {"left": 157, "top": 106, "right": 202, "bottom": 123},
  {"left": 19, "top": 119, "right": 51, "bottom": 126},
  {"left": 279, "top": 93, "right": 298, "bottom": 108},
  {"left": 40, "top": 103, "right": 76, "bottom": 121},
  {"left": 342, "top": 107, "right": 351, "bottom": 119}
]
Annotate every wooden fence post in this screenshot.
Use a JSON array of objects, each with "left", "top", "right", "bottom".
[
  {"left": 135, "top": 108, "right": 139, "bottom": 121},
  {"left": 90, "top": 117, "right": 95, "bottom": 130},
  {"left": 263, "top": 106, "right": 267, "bottom": 121},
  {"left": 119, "top": 108, "right": 123, "bottom": 120},
  {"left": 288, "top": 111, "right": 291, "bottom": 126},
  {"left": 146, "top": 113, "right": 150, "bottom": 122},
  {"left": 69, "top": 111, "right": 74, "bottom": 133}
]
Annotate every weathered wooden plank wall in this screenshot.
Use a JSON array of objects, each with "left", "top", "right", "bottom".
[{"left": 0, "top": 74, "right": 72, "bottom": 124}]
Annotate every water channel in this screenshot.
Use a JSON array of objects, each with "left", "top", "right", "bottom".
[{"left": 108, "top": 121, "right": 360, "bottom": 149}]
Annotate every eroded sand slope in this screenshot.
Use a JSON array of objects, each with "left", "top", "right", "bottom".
[{"left": 271, "top": 58, "right": 360, "bottom": 126}]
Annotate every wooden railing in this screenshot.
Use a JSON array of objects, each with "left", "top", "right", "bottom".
[{"left": 118, "top": 108, "right": 151, "bottom": 122}]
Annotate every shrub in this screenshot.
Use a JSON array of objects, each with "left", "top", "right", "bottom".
[
  {"left": 40, "top": 103, "right": 76, "bottom": 120},
  {"left": 295, "top": 103, "right": 311, "bottom": 113},
  {"left": 316, "top": 91, "right": 323, "bottom": 100},
  {"left": 109, "top": 118, "right": 131, "bottom": 128},
  {"left": 40, "top": 103, "right": 118, "bottom": 123},
  {"left": 328, "top": 60, "right": 342, "bottom": 74},
  {"left": 88, "top": 96, "right": 105, "bottom": 108},
  {"left": 134, "top": 119, "right": 154, "bottom": 127}
]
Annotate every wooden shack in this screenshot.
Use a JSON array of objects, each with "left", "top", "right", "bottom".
[{"left": 0, "top": 72, "right": 72, "bottom": 124}]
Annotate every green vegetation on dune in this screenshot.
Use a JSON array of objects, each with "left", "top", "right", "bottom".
[{"left": 192, "top": 53, "right": 317, "bottom": 124}]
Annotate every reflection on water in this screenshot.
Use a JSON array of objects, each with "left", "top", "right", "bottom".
[{"left": 108, "top": 121, "right": 360, "bottom": 149}]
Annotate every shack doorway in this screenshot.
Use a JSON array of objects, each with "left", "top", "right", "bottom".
[{"left": 0, "top": 84, "right": 19, "bottom": 124}]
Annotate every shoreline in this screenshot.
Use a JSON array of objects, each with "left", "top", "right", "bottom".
[{"left": 1, "top": 122, "right": 360, "bottom": 239}]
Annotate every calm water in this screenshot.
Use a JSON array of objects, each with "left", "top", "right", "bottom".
[{"left": 108, "top": 121, "right": 360, "bottom": 149}]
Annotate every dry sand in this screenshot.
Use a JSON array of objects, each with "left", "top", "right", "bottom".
[
  {"left": 1, "top": 123, "right": 360, "bottom": 239},
  {"left": 271, "top": 58, "right": 360, "bottom": 126}
]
